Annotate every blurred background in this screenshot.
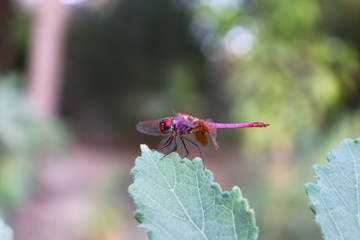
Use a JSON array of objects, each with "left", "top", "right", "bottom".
[{"left": 0, "top": 0, "right": 360, "bottom": 239}]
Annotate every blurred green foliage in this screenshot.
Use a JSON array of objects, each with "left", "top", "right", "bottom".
[
  {"left": 0, "top": 74, "right": 68, "bottom": 209},
  {"left": 63, "top": 0, "right": 205, "bottom": 137},
  {"left": 61, "top": 0, "right": 360, "bottom": 145}
]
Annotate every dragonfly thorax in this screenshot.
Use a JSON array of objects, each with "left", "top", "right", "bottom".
[{"left": 159, "top": 119, "right": 174, "bottom": 134}]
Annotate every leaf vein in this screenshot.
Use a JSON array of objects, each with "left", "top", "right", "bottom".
[
  {"left": 141, "top": 192, "right": 189, "bottom": 221},
  {"left": 319, "top": 191, "right": 345, "bottom": 240},
  {"left": 324, "top": 173, "right": 357, "bottom": 216},
  {"left": 196, "top": 164, "right": 206, "bottom": 232},
  {"left": 149, "top": 152, "right": 208, "bottom": 240},
  {"left": 143, "top": 215, "right": 177, "bottom": 240},
  {"left": 346, "top": 141, "right": 360, "bottom": 226},
  {"left": 332, "top": 153, "right": 355, "bottom": 185},
  {"left": 231, "top": 198, "right": 238, "bottom": 240}
]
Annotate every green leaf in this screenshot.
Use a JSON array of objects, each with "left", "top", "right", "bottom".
[
  {"left": 306, "top": 138, "right": 360, "bottom": 240},
  {"left": 0, "top": 218, "right": 13, "bottom": 240},
  {"left": 129, "top": 145, "right": 258, "bottom": 240}
]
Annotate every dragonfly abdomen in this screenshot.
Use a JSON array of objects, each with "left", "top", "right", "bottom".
[{"left": 207, "top": 122, "right": 270, "bottom": 129}]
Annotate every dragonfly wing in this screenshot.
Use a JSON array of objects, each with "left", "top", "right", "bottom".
[
  {"left": 210, "top": 129, "right": 219, "bottom": 149},
  {"left": 205, "top": 124, "right": 219, "bottom": 150},
  {"left": 136, "top": 120, "right": 165, "bottom": 136},
  {"left": 194, "top": 131, "right": 209, "bottom": 147},
  {"left": 173, "top": 110, "right": 181, "bottom": 116}
]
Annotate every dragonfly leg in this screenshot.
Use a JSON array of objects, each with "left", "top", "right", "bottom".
[
  {"left": 180, "top": 137, "right": 189, "bottom": 159},
  {"left": 181, "top": 136, "right": 205, "bottom": 168},
  {"left": 159, "top": 136, "right": 174, "bottom": 150},
  {"left": 161, "top": 134, "right": 178, "bottom": 160}
]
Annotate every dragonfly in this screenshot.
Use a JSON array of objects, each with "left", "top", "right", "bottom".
[{"left": 136, "top": 111, "right": 270, "bottom": 165}]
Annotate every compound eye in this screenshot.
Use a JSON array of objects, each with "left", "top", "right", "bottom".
[{"left": 159, "top": 119, "right": 173, "bottom": 134}]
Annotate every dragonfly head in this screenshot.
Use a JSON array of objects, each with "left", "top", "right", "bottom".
[{"left": 159, "top": 118, "right": 174, "bottom": 134}]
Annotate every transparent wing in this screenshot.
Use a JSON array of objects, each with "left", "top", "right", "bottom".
[
  {"left": 205, "top": 122, "right": 219, "bottom": 149},
  {"left": 209, "top": 128, "right": 219, "bottom": 149},
  {"left": 172, "top": 110, "right": 182, "bottom": 117},
  {"left": 136, "top": 120, "right": 165, "bottom": 136}
]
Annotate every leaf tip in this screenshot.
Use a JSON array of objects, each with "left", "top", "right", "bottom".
[
  {"left": 140, "top": 144, "right": 150, "bottom": 153},
  {"left": 305, "top": 183, "right": 321, "bottom": 215},
  {"left": 305, "top": 182, "right": 319, "bottom": 195},
  {"left": 128, "top": 183, "right": 137, "bottom": 194},
  {"left": 231, "top": 186, "right": 243, "bottom": 199},
  {"left": 311, "top": 164, "right": 329, "bottom": 178},
  {"left": 192, "top": 157, "right": 205, "bottom": 168},
  {"left": 134, "top": 210, "right": 144, "bottom": 223},
  {"left": 341, "top": 138, "right": 356, "bottom": 145}
]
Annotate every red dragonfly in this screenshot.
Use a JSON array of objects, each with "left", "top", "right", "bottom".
[{"left": 136, "top": 111, "right": 270, "bottom": 164}]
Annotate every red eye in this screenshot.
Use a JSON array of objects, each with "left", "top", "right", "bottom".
[{"left": 159, "top": 119, "right": 173, "bottom": 134}]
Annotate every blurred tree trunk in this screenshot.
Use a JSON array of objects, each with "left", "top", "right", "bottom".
[
  {"left": 0, "top": 0, "right": 13, "bottom": 73},
  {"left": 27, "top": 0, "right": 71, "bottom": 120}
]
